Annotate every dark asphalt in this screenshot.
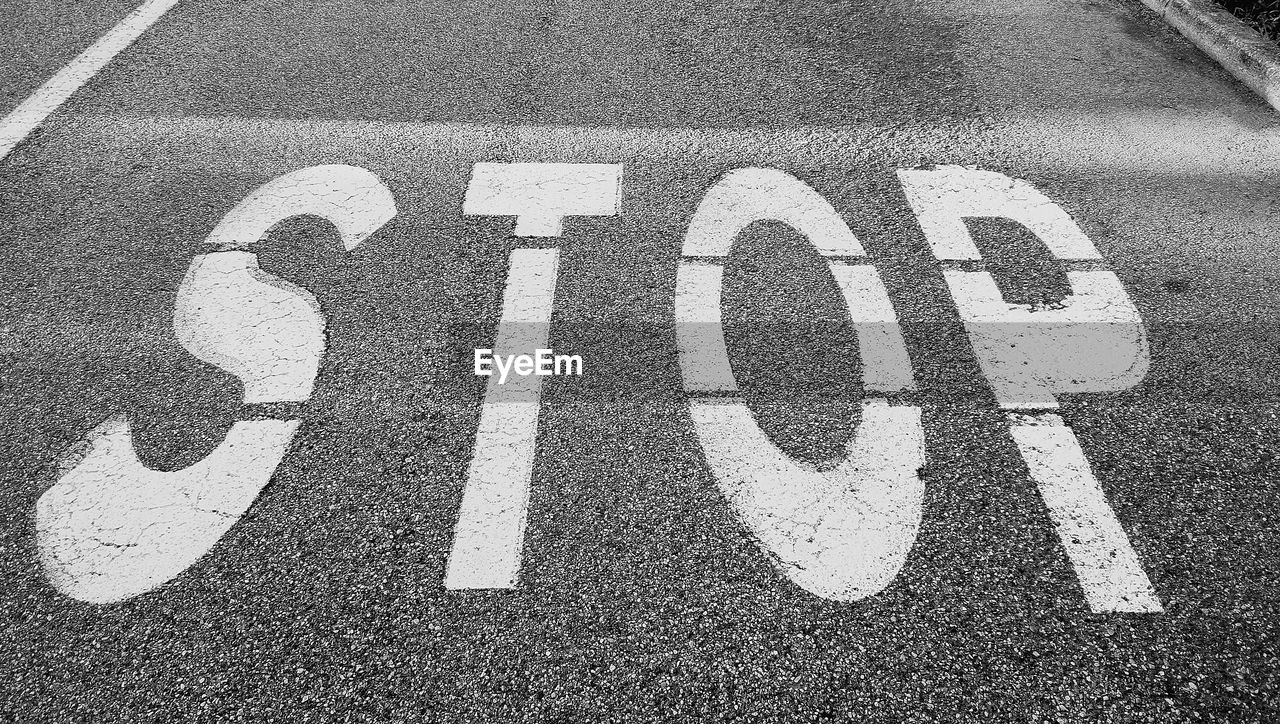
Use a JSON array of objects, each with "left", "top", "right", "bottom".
[
  {"left": 0, "top": 1, "right": 142, "bottom": 119},
  {"left": 2, "top": 0, "right": 1279, "bottom": 721}
]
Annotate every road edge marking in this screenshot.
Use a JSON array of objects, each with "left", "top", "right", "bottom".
[{"left": 0, "top": 0, "right": 181, "bottom": 161}]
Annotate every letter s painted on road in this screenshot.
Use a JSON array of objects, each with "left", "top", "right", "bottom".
[{"left": 35, "top": 165, "right": 397, "bottom": 604}]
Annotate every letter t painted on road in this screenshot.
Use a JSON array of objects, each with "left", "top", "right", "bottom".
[{"left": 446, "top": 163, "right": 622, "bottom": 590}]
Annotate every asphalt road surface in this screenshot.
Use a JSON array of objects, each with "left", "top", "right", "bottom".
[{"left": 2, "top": 0, "right": 1279, "bottom": 721}]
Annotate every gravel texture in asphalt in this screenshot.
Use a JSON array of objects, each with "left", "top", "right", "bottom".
[{"left": 1, "top": 0, "right": 1278, "bottom": 721}]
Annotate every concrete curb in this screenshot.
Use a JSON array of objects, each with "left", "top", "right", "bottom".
[{"left": 1138, "top": 0, "right": 1280, "bottom": 111}]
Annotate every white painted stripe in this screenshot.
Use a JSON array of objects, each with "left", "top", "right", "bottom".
[
  {"left": 1009, "top": 412, "right": 1162, "bottom": 613},
  {"left": 444, "top": 248, "right": 559, "bottom": 589},
  {"left": 0, "top": 0, "right": 181, "bottom": 161}
]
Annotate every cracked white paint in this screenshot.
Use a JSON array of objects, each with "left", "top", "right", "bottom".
[
  {"left": 901, "top": 165, "right": 1159, "bottom": 613},
  {"left": 175, "top": 252, "right": 324, "bottom": 403},
  {"left": 677, "top": 168, "right": 923, "bottom": 602},
  {"left": 1010, "top": 413, "right": 1162, "bottom": 613},
  {"left": 943, "top": 270, "right": 1150, "bottom": 410},
  {"left": 36, "top": 417, "right": 298, "bottom": 604},
  {"left": 462, "top": 163, "right": 622, "bottom": 237},
  {"left": 693, "top": 399, "right": 923, "bottom": 600},
  {"left": 203, "top": 165, "right": 398, "bottom": 251},
  {"left": 683, "top": 167, "right": 863, "bottom": 257},
  {"left": 445, "top": 248, "right": 558, "bottom": 589},
  {"left": 896, "top": 165, "right": 1100, "bottom": 261},
  {"left": 36, "top": 164, "right": 397, "bottom": 603}
]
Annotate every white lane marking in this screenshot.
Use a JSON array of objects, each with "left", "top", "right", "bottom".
[
  {"left": 36, "top": 165, "right": 397, "bottom": 603},
  {"left": 897, "top": 165, "right": 1101, "bottom": 261},
  {"left": 0, "top": 0, "right": 181, "bottom": 161},
  {"left": 1009, "top": 413, "right": 1162, "bottom": 613},
  {"left": 683, "top": 167, "right": 863, "bottom": 257},
  {"left": 445, "top": 248, "right": 559, "bottom": 589},
  {"left": 902, "top": 165, "right": 1159, "bottom": 613},
  {"left": 463, "top": 163, "right": 622, "bottom": 237},
  {"left": 677, "top": 168, "right": 924, "bottom": 601}
]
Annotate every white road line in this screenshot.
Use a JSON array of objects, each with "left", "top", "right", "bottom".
[
  {"left": 0, "top": 0, "right": 180, "bottom": 161},
  {"left": 445, "top": 248, "right": 559, "bottom": 589}
]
